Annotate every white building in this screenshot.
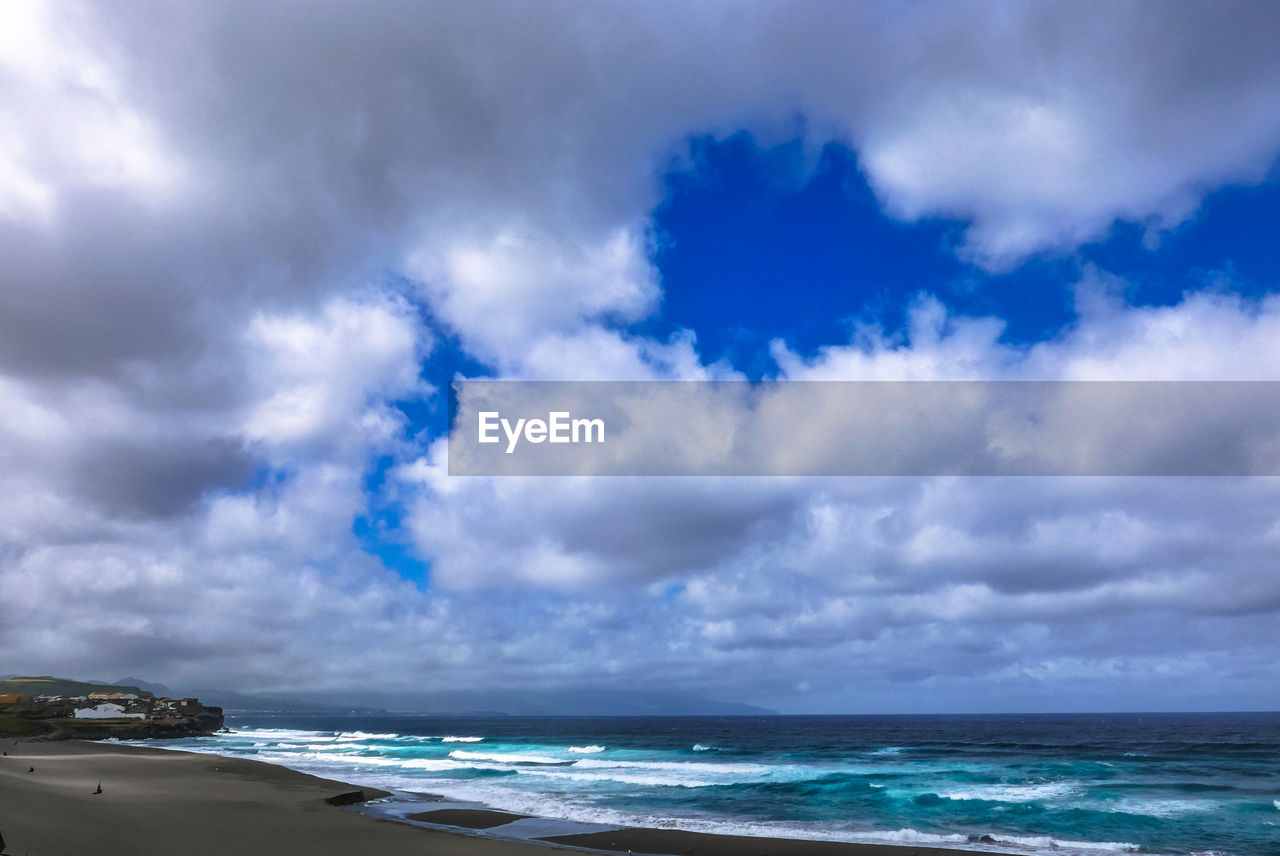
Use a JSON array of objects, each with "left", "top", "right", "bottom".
[{"left": 74, "top": 703, "right": 146, "bottom": 719}]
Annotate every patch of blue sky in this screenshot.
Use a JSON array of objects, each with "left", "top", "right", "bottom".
[
  {"left": 638, "top": 131, "right": 1280, "bottom": 377},
  {"left": 353, "top": 507, "right": 431, "bottom": 588},
  {"left": 354, "top": 454, "right": 431, "bottom": 586},
  {"left": 1079, "top": 167, "right": 1280, "bottom": 303}
]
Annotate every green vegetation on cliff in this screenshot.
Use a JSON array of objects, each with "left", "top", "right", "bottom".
[{"left": 0, "top": 713, "right": 50, "bottom": 735}]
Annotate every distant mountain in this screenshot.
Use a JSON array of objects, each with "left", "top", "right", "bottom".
[
  {"left": 187, "top": 687, "right": 391, "bottom": 714},
  {"left": 198, "top": 686, "right": 775, "bottom": 716},
  {"left": 114, "top": 676, "right": 176, "bottom": 697},
  {"left": 0, "top": 675, "right": 155, "bottom": 699},
  {"left": 380, "top": 688, "right": 776, "bottom": 716}
]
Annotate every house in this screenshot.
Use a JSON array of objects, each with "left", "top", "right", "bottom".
[
  {"left": 74, "top": 703, "right": 146, "bottom": 720},
  {"left": 156, "top": 698, "right": 202, "bottom": 714},
  {"left": 0, "top": 694, "right": 29, "bottom": 705}
]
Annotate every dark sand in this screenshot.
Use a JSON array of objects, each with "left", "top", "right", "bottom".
[
  {"left": 0, "top": 739, "right": 553, "bottom": 856},
  {"left": 0, "top": 739, "right": 1001, "bottom": 856},
  {"left": 410, "top": 808, "right": 534, "bottom": 828}
]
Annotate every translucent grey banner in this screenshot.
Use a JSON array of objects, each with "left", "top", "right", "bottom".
[{"left": 448, "top": 381, "right": 1280, "bottom": 476}]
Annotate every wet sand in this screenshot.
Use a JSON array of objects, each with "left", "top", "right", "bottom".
[
  {"left": 0, "top": 739, "right": 998, "bottom": 856},
  {"left": 409, "top": 807, "right": 536, "bottom": 828}
]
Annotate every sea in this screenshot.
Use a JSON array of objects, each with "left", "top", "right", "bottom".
[{"left": 134, "top": 712, "right": 1280, "bottom": 856}]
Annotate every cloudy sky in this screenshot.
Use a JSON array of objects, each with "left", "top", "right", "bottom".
[{"left": 3, "top": 0, "right": 1280, "bottom": 712}]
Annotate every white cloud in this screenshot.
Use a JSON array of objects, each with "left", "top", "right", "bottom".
[
  {"left": 777, "top": 276, "right": 1280, "bottom": 382},
  {"left": 412, "top": 228, "right": 660, "bottom": 372},
  {"left": 849, "top": 2, "right": 1280, "bottom": 267},
  {"left": 244, "top": 295, "right": 430, "bottom": 454},
  {"left": 0, "top": 0, "right": 184, "bottom": 223}
]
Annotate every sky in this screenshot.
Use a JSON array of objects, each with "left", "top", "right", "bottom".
[{"left": 2, "top": 0, "right": 1280, "bottom": 713}]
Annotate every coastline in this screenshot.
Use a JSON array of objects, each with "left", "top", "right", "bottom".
[{"left": 0, "top": 739, "right": 1002, "bottom": 856}]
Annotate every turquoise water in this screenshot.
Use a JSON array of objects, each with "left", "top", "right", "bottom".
[{"left": 143, "top": 713, "right": 1280, "bottom": 856}]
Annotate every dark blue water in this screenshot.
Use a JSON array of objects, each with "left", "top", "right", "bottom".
[{"left": 146, "top": 713, "right": 1280, "bottom": 856}]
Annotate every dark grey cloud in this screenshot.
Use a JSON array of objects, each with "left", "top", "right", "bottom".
[{"left": 74, "top": 437, "right": 253, "bottom": 518}]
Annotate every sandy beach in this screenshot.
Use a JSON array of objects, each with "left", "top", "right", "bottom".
[{"left": 0, "top": 739, "right": 997, "bottom": 856}]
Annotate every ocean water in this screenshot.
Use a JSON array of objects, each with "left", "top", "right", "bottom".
[{"left": 140, "top": 713, "right": 1280, "bottom": 856}]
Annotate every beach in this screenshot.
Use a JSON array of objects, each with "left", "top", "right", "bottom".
[{"left": 0, "top": 739, "right": 992, "bottom": 856}]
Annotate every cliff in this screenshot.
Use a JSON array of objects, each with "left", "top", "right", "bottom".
[
  {"left": 0, "top": 675, "right": 224, "bottom": 740},
  {"left": 42, "top": 706, "right": 225, "bottom": 740}
]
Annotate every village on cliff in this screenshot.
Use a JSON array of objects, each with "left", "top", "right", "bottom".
[{"left": 0, "top": 677, "right": 224, "bottom": 738}]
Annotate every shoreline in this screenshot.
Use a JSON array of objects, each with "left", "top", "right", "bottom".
[{"left": 0, "top": 738, "right": 1008, "bottom": 856}]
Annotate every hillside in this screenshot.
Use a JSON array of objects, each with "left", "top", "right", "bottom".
[{"left": 0, "top": 675, "right": 155, "bottom": 699}]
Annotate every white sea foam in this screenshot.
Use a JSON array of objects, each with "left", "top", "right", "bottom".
[
  {"left": 449, "top": 750, "right": 566, "bottom": 765},
  {"left": 442, "top": 736, "right": 483, "bottom": 743},
  {"left": 263, "top": 750, "right": 520, "bottom": 777},
  {"left": 233, "top": 728, "right": 314, "bottom": 734},
  {"left": 288, "top": 751, "right": 409, "bottom": 767},
  {"left": 862, "top": 828, "right": 1141, "bottom": 855},
  {"left": 232, "top": 728, "right": 325, "bottom": 741},
  {"left": 692, "top": 743, "right": 714, "bottom": 751},
  {"left": 386, "top": 779, "right": 640, "bottom": 827},
  {"left": 862, "top": 828, "right": 970, "bottom": 845},
  {"left": 519, "top": 768, "right": 720, "bottom": 788},
  {"left": 939, "top": 782, "right": 1080, "bottom": 803},
  {"left": 1108, "top": 798, "right": 1218, "bottom": 818},
  {"left": 1274, "top": 798, "right": 1280, "bottom": 811},
  {"left": 567, "top": 745, "right": 605, "bottom": 754},
  {"left": 569, "top": 758, "right": 773, "bottom": 776},
  {"left": 335, "top": 731, "right": 398, "bottom": 741},
  {"left": 402, "top": 757, "right": 508, "bottom": 772},
  {"left": 539, "top": 757, "right": 802, "bottom": 788},
  {"left": 994, "top": 835, "right": 1140, "bottom": 854}
]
